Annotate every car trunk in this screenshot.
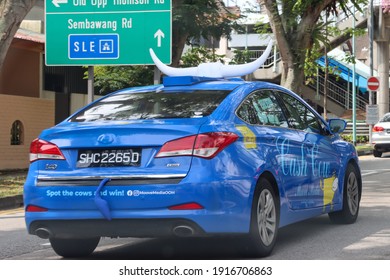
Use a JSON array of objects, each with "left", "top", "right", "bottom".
[{"left": 36, "top": 119, "right": 206, "bottom": 182}]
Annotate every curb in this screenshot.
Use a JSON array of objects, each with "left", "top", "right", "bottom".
[
  {"left": 357, "top": 149, "right": 373, "bottom": 156},
  {"left": 0, "top": 195, "right": 23, "bottom": 211}
]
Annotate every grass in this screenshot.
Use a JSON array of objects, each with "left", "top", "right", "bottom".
[{"left": 0, "top": 170, "right": 27, "bottom": 199}]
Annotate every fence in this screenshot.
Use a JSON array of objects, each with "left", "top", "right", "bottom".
[{"left": 342, "top": 122, "right": 370, "bottom": 137}]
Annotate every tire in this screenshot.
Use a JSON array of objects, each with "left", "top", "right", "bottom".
[
  {"left": 245, "top": 177, "right": 279, "bottom": 258},
  {"left": 328, "top": 164, "right": 361, "bottom": 224},
  {"left": 49, "top": 237, "right": 100, "bottom": 258},
  {"left": 373, "top": 149, "right": 382, "bottom": 158}
]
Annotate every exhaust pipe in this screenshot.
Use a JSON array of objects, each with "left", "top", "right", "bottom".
[
  {"left": 173, "top": 225, "right": 195, "bottom": 237},
  {"left": 35, "top": 228, "right": 52, "bottom": 239}
]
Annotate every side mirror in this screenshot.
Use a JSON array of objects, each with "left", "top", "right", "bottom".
[{"left": 328, "top": 119, "right": 347, "bottom": 134}]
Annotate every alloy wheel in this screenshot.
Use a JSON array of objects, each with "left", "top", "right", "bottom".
[{"left": 257, "top": 189, "right": 276, "bottom": 246}]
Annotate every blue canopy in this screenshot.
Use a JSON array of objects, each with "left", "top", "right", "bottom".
[{"left": 316, "top": 55, "right": 368, "bottom": 93}]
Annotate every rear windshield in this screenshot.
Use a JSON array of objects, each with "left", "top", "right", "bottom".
[
  {"left": 69, "top": 90, "right": 231, "bottom": 122},
  {"left": 380, "top": 114, "right": 390, "bottom": 122}
]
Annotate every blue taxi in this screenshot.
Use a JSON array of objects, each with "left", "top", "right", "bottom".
[{"left": 24, "top": 42, "right": 361, "bottom": 258}]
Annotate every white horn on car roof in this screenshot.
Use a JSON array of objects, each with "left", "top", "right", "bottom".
[
  {"left": 149, "top": 48, "right": 198, "bottom": 77},
  {"left": 149, "top": 38, "right": 273, "bottom": 78}
]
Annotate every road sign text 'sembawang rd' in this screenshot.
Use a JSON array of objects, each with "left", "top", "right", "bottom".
[{"left": 45, "top": 0, "right": 171, "bottom": 66}]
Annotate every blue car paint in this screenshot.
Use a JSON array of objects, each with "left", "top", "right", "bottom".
[{"left": 24, "top": 77, "right": 360, "bottom": 237}]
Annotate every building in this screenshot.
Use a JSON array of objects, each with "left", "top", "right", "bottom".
[{"left": 0, "top": 1, "right": 88, "bottom": 170}]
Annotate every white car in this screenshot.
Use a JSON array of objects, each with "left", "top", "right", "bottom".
[{"left": 372, "top": 112, "right": 390, "bottom": 157}]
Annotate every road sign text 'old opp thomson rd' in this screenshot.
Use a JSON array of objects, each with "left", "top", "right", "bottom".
[{"left": 45, "top": 0, "right": 171, "bottom": 66}]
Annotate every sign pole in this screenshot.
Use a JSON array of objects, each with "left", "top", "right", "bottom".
[
  {"left": 369, "top": 90, "right": 373, "bottom": 144},
  {"left": 366, "top": 77, "right": 380, "bottom": 144},
  {"left": 352, "top": 4, "right": 356, "bottom": 146},
  {"left": 153, "top": 66, "right": 161, "bottom": 85},
  {"left": 87, "top": 66, "right": 94, "bottom": 104},
  {"left": 369, "top": 0, "right": 374, "bottom": 144}
]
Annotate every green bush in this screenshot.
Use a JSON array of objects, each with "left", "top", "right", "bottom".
[{"left": 341, "top": 134, "right": 368, "bottom": 144}]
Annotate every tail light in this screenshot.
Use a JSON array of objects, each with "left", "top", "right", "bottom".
[
  {"left": 155, "top": 132, "right": 238, "bottom": 159},
  {"left": 29, "top": 138, "right": 65, "bottom": 162},
  {"left": 26, "top": 205, "right": 48, "bottom": 212},
  {"left": 373, "top": 126, "right": 384, "bottom": 132}
]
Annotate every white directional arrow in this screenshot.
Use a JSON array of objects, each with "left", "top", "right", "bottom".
[
  {"left": 154, "top": 29, "right": 165, "bottom": 48},
  {"left": 52, "top": 0, "right": 68, "bottom": 7}
]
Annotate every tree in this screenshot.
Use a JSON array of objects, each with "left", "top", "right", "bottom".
[
  {"left": 180, "top": 46, "right": 225, "bottom": 67},
  {"left": 229, "top": 49, "right": 252, "bottom": 64},
  {"left": 259, "top": 0, "right": 367, "bottom": 93},
  {"left": 172, "top": 0, "right": 241, "bottom": 66},
  {"left": 91, "top": 66, "right": 154, "bottom": 95},
  {"left": 0, "top": 0, "right": 37, "bottom": 70}
]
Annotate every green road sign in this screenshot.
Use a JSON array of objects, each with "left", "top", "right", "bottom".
[{"left": 45, "top": 0, "right": 171, "bottom": 65}]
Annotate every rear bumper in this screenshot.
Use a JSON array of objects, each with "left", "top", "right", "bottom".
[
  {"left": 25, "top": 206, "right": 251, "bottom": 238},
  {"left": 24, "top": 176, "right": 255, "bottom": 237},
  {"left": 24, "top": 158, "right": 257, "bottom": 238},
  {"left": 373, "top": 143, "right": 390, "bottom": 152},
  {"left": 28, "top": 218, "right": 206, "bottom": 239}
]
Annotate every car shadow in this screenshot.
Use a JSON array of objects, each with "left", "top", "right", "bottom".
[
  {"left": 85, "top": 216, "right": 335, "bottom": 260},
  {"left": 89, "top": 236, "right": 256, "bottom": 260}
]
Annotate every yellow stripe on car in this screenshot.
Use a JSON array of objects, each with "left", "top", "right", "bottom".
[{"left": 236, "top": 125, "right": 257, "bottom": 149}]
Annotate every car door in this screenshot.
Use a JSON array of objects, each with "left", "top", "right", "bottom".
[
  {"left": 276, "top": 91, "right": 341, "bottom": 210},
  {"left": 236, "top": 90, "right": 310, "bottom": 210}
]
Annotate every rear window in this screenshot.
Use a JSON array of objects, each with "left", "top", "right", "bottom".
[
  {"left": 380, "top": 114, "right": 390, "bottom": 122},
  {"left": 70, "top": 90, "right": 231, "bottom": 122}
]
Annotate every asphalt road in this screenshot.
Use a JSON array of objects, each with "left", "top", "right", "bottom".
[{"left": 1, "top": 153, "right": 390, "bottom": 260}]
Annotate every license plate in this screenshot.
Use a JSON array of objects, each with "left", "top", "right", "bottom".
[{"left": 77, "top": 148, "right": 141, "bottom": 168}]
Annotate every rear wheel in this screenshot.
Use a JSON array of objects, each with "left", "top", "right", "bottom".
[
  {"left": 328, "top": 164, "right": 360, "bottom": 224},
  {"left": 246, "top": 177, "right": 279, "bottom": 257},
  {"left": 49, "top": 237, "right": 100, "bottom": 258},
  {"left": 373, "top": 149, "right": 382, "bottom": 158}
]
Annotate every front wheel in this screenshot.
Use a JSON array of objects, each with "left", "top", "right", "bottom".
[
  {"left": 49, "top": 237, "right": 100, "bottom": 258},
  {"left": 328, "top": 164, "right": 361, "bottom": 224},
  {"left": 246, "top": 177, "right": 279, "bottom": 258}
]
